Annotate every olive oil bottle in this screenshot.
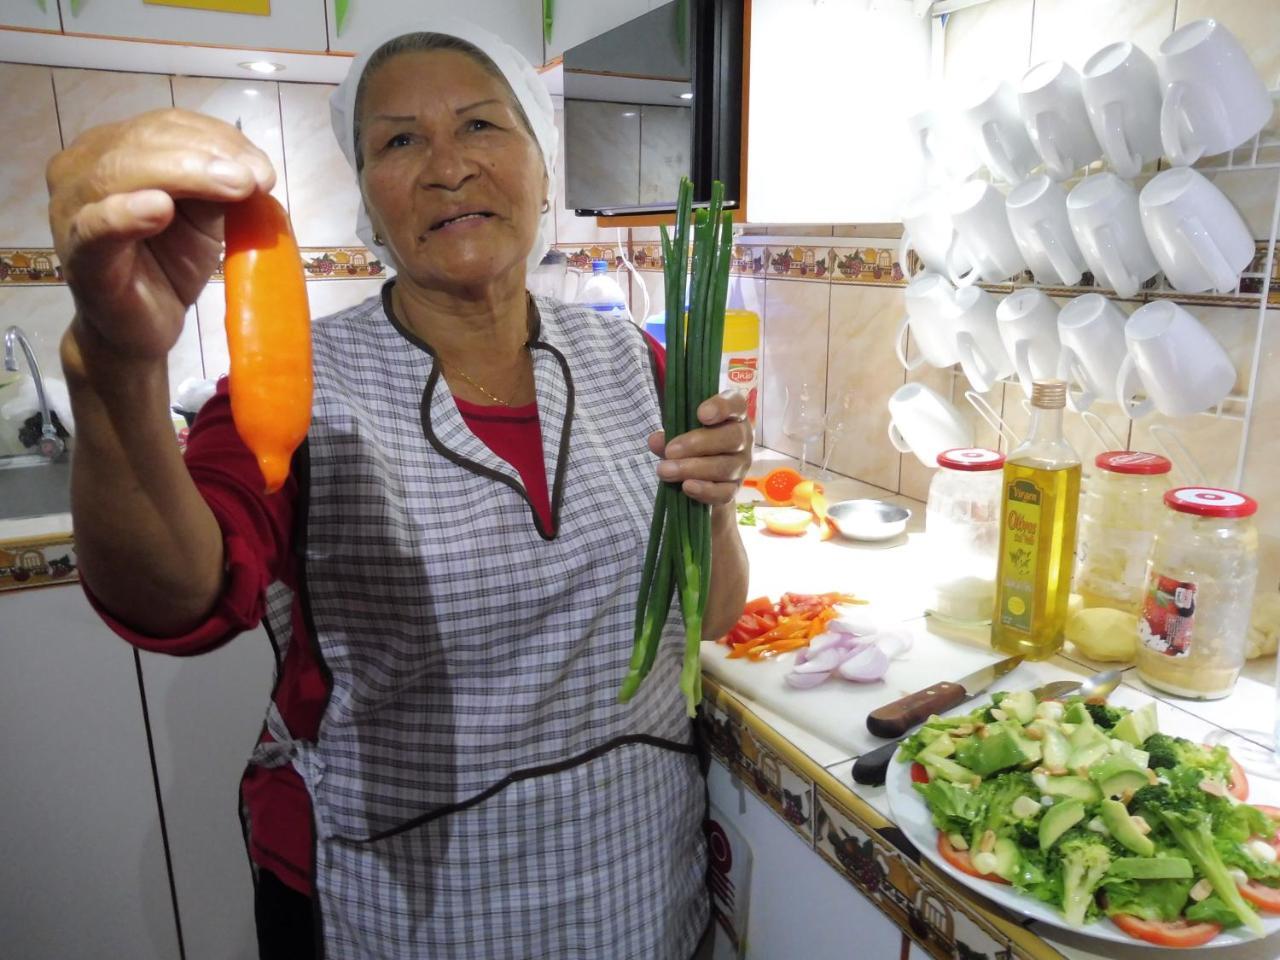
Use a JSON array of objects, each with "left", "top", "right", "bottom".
[{"left": 991, "top": 380, "right": 1081, "bottom": 660}]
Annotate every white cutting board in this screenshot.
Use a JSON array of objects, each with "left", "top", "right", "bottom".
[{"left": 700, "top": 620, "right": 1025, "bottom": 759}]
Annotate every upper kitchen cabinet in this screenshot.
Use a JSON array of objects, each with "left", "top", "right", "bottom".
[
  {"left": 746, "top": 0, "right": 931, "bottom": 223},
  {"left": 327, "top": 0, "right": 541, "bottom": 66},
  {"left": 0, "top": 0, "right": 62, "bottom": 31},
  {"left": 57, "top": 0, "right": 328, "bottom": 51},
  {"left": 544, "top": 0, "right": 651, "bottom": 63}
]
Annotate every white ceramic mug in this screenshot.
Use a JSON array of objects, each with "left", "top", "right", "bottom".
[
  {"left": 1139, "top": 166, "right": 1255, "bottom": 294},
  {"left": 996, "top": 288, "right": 1061, "bottom": 397},
  {"left": 887, "top": 382, "right": 973, "bottom": 469},
  {"left": 958, "top": 79, "right": 1040, "bottom": 184},
  {"left": 1056, "top": 293, "right": 1128, "bottom": 411},
  {"left": 1081, "top": 41, "right": 1164, "bottom": 179},
  {"left": 1017, "top": 60, "right": 1102, "bottom": 181},
  {"left": 1116, "top": 300, "right": 1236, "bottom": 418},
  {"left": 951, "top": 286, "right": 1014, "bottom": 393},
  {"left": 895, "top": 272, "right": 960, "bottom": 371},
  {"left": 1158, "top": 17, "right": 1273, "bottom": 166},
  {"left": 898, "top": 188, "right": 975, "bottom": 282},
  {"left": 1005, "top": 175, "right": 1087, "bottom": 286},
  {"left": 1066, "top": 172, "right": 1160, "bottom": 299},
  {"left": 948, "top": 179, "right": 1027, "bottom": 285},
  {"left": 907, "top": 107, "right": 981, "bottom": 184}
]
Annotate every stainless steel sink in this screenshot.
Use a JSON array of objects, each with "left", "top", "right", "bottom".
[{"left": 0, "top": 455, "right": 71, "bottom": 520}]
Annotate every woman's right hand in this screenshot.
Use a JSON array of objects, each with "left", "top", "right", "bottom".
[{"left": 48, "top": 108, "right": 276, "bottom": 364}]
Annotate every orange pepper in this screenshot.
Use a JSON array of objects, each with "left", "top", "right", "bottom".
[
  {"left": 224, "top": 192, "right": 312, "bottom": 494},
  {"left": 749, "top": 636, "right": 811, "bottom": 660}
]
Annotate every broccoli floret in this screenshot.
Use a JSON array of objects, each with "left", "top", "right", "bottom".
[
  {"left": 1058, "top": 832, "right": 1114, "bottom": 925},
  {"left": 1148, "top": 789, "right": 1265, "bottom": 935},
  {"left": 1083, "top": 701, "right": 1127, "bottom": 730},
  {"left": 1140, "top": 733, "right": 1231, "bottom": 782},
  {"left": 968, "top": 771, "right": 1037, "bottom": 849}
]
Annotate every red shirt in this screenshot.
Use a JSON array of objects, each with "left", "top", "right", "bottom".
[{"left": 86, "top": 332, "right": 664, "bottom": 896}]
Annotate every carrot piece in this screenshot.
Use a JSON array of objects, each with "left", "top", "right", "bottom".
[{"left": 224, "top": 191, "right": 312, "bottom": 494}]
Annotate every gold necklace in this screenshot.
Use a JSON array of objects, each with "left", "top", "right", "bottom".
[{"left": 449, "top": 364, "right": 518, "bottom": 406}]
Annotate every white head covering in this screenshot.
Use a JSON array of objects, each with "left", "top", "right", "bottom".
[{"left": 328, "top": 17, "right": 558, "bottom": 274}]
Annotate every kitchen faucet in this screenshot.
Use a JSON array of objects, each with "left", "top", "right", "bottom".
[{"left": 3, "top": 325, "right": 65, "bottom": 460}]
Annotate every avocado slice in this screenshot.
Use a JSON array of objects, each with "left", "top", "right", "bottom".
[
  {"left": 1100, "top": 798, "right": 1155, "bottom": 856},
  {"left": 1039, "top": 798, "right": 1086, "bottom": 851},
  {"left": 1041, "top": 726, "right": 1070, "bottom": 770},
  {"left": 1107, "top": 857, "right": 1194, "bottom": 881},
  {"left": 1100, "top": 768, "right": 1151, "bottom": 800},
  {"left": 1064, "top": 701, "right": 1093, "bottom": 726},
  {"left": 1067, "top": 740, "right": 1111, "bottom": 772},
  {"left": 993, "top": 836, "right": 1021, "bottom": 881},
  {"left": 1036, "top": 774, "right": 1103, "bottom": 804},
  {"left": 923, "top": 755, "right": 979, "bottom": 785},
  {"left": 918, "top": 732, "right": 956, "bottom": 761},
  {"left": 1113, "top": 703, "right": 1158, "bottom": 748},
  {"left": 955, "top": 724, "right": 1042, "bottom": 777},
  {"left": 1090, "top": 753, "right": 1146, "bottom": 787},
  {"left": 1002, "top": 690, "right": 1036, "bottom": 724}
]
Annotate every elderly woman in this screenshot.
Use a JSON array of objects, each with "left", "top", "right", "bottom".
[{"left": 47, "top": 19, "right": 751, "bottom": 960}]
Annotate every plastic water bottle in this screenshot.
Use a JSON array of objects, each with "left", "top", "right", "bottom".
[{"left": 576, "top": 260, "right": 633, "bottom": 324}]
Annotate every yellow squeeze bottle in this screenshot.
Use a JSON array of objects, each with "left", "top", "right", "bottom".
[{"left": 991, "top": 380, "right": 1082, "bottom": 660}]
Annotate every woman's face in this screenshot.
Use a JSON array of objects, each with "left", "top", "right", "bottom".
[{"left": 357, "top": 50, "right": 546, "bottom": 296}]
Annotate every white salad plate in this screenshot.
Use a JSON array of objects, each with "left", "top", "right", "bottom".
[{"left": 883, "top": 681, "right": 1280, "bottom": 949}]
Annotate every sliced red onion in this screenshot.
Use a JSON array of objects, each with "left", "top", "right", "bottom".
[
  {"left": 830, "top": 607, "right": 884, "bottom": 637},
  {"left": 792, "top": 646, "right": 849, "bottom": 674},
  {"left": 873, "top": 629, "right": 914, "bottom": 660},
  {"left": 785, "top": 668, "right": 833, "bottom": 689},
  {"left": 808, "top": 631, "right": 853, "bottom": 655},
  {"left": 837, "top": 644, "right": 890, "bottom": 682}
]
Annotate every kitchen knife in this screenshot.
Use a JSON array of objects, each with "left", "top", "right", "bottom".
[{"left": 864, "top": 654, "right": 1024, "bottom": 739}]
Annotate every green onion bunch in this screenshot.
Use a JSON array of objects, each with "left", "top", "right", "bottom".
[{"left": 619, "top": 177, "right": 733, "bottom": 716}]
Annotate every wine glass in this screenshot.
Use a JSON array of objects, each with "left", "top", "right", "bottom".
[
  {"left": 782, "top": 382, "right": 826, "bottom": 473},
  {"left": 820, "top": 390, "right": 855, "bottom": 480}
]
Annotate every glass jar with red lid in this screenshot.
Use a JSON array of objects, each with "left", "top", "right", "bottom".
[
  {"left": 926, "top": 448, "right": 1005, "bottom": 625},
  {"left": 1074, "top": 451, "right": 1173, "bottom": 614},
  {"left": 1136, "top": 486, "right": 1259, "bottom": 700}
]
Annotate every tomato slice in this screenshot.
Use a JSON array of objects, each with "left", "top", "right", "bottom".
[
  {"left": 1240, "top": 881, "right": 1280, "bottom": 914},
  {"left": 743, "top": 596, "right": 774, "bottom": 617},
  {"left": 1111, "top": 914, "right": 1221, "bottom": 947},
  {"left": 1225, "top": 750, "right": 1249, "bottom": 801},
  {"left": 936, "top": 835, "right": 1009, "bottom": 885},
  {"left": 910, "top": 762, "right": 929, "bottom": 784}
]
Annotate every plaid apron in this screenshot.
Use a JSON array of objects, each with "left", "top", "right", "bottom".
[{"left": 251, "top": 289, "right": 708, "bottom": 959}]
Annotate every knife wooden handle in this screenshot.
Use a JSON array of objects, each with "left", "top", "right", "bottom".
[{"left": 866, "top": 681, "right": 968, "bottom": 738}]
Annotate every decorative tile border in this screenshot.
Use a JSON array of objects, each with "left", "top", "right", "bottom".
[
  {"left": 0, "top": 248, "right": 61, "bottom": 285},
  {"left": 767, "top": 244, "right": 830, "bottom": 280},
  {"left": 701, "top": 686, "right": 814, "bottom": 843},
  {"left": 700, "top": 677, "right": 1065, "bottom": 960},
  {"left": 829, "top": 245, "right": 907, "bottom": 285},
  {"left": 552, "top": 243, "right": 623, "bottom": 272},
  {"left": 0, "top": 534, "right": 77, "bottom": 592}
]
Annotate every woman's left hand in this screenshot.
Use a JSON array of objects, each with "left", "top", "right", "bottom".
[{"left": 649, "top": 391, "right": 753, "bottom": 506}]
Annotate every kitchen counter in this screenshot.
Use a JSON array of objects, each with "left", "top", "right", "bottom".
[{"left": 701, "top": 450, "right": 1280, "bottom": 960}]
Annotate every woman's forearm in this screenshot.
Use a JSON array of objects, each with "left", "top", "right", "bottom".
[
  {"left": 62, "top": 323, "right": 226, "bottom": 635},
  {"left": 702, "top": 502, "right": 749, "bottom": 640}
]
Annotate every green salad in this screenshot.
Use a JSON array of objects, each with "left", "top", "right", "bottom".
[{"left": 899, "top": 691, "right": 1280, "bottom": 945}]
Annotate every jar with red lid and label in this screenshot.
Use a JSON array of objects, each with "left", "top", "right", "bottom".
[
  {"left": 1074, "top": 451, "right": 1172, "bottom": 614},
  {"left": 1136, "top": 487, "right": 1259, "bottom": 700},
  {"left": 926, "top": 448, "right": 1005, "bottom": 625}
]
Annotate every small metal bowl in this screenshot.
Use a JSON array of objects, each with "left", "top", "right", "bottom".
[{"left": 827, "top": 499, "right": 911, "bottom": 542}]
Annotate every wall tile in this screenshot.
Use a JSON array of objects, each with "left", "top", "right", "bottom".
[
  {"left": 278, "top": 82, "right": 361, "bottom": 247},
  {"left": 741, "top": 225, "right": 834, "bottom": 237},
  {"left": 1175, "top": 0, "right": 1280, "bottom": 91},
  {"left": 943, "top": 0, "right": 1035, "bottom": 92},
  {"left": 1128, "top": 410, "right": 1244, "bottom": 489},
  {"left": 760, "top": 278, "right": 830, "bottom": 463},
  {"left": 0, "top": 64, "right": 60, "bottom": 247},
  {"left": 1206, "top": 168, "right": 1279, "bottom": 243},
  {"left": 825, "top": 285, "right": 905, "bottom": 492},
  {"left": 52, "top": 68, "right": 172, "bottom": 144},
  {"left": 171, "top": 77, "right": 288, "bottom": 210},
  {"left": 1029, "top": 0, "right": 1176, "bottom": 67},
  {"left": 1240, "top": 309, "right": 1279, "bottom": 592}
]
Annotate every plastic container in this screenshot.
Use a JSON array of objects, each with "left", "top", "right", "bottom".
[
  {"left": 1074, "top": 451, "right": 1172, "bottom": 614},
  {"left": 645, "top": 307, "right": 761, "bottom": 427},
  {"left": 575, "top": 259, "right": 632, "bottom": 323},
  {"left": 1136, "top": 486, "right": 1259, "bottom": 700},
  {"left": 925, "top": 447, "right": 1005, "bottom": 625}
]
